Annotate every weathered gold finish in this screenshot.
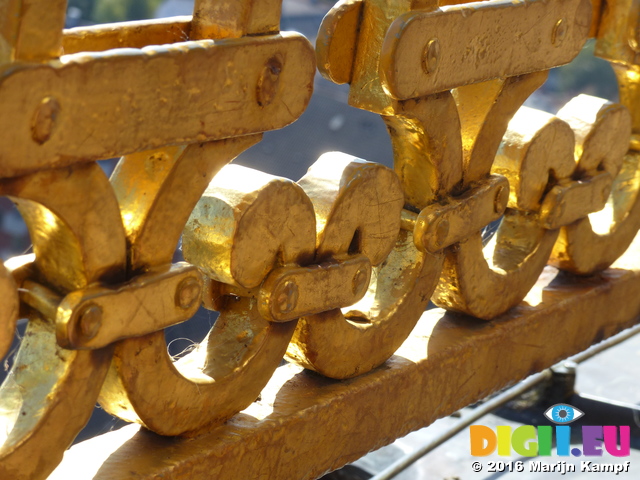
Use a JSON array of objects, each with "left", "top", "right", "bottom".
[
  {"left": 546, "top": 95, "right": 634, "bottom": 273},
  {"left": 91, "top": 0, "right": 318, "bottom": 438},
  {"left": 101, "top": 139, "right": 299, "bottom": 436},
  {"left": 494, "top": 106, "right": 576, "bottom": 212},
  {"left": 595, "top": 0, "right": 640, "bottom": 66},
  {"left": 347, "top": 0, "right": 438, "bottom": 114},
  {"left": 540, "top": 172, "right": 613, "bottom": 229},
  {"left": 0, "top": 164, "right": 127, "bottom": 291},
  {"left": 0, "top": 165, "right": 126, "bottom": 480},
  {"left": 381, "top": 0, "right": 591, "bottom": 100},
  {"left": 557, "top": 95, "right": 631, "bottom": 178},
  {"left": 20, "top": 279, "right": 62, "bottom": 322},
  {"left": 52, "top": 238, "right": 640, "bottom": 480},
  {"left": 184, "top": 164, "right": 317, "bottom": 288},
  {"left": 22, "top": 263, "right": 203, "bottom": 350},
  {"left": 0, "top": 33, "right": 314, "bottom": 177},
  {"left": 258, "top": 254, "right": 371, "bottom": 322},
  {"left": 62, "top": 17, "right": 192, "bottom": 54},
  {"left": 192, "top": 0, "right": 282, "bottom": 39},
  {"left": 100, "top": 295, "right": 299, "bottom": 437},
  {"left": 288, "top": 230, "right": 442, "bottom": 379},
  {"left": 434, "top": 221, "right": 559, "bottom": 319},
  {"left": 316, "top": 0, "right": 362, "bottom": 85},
  {"left": 2, "top": 0, "right": 640, "bottom": 477},
  {"left": 57, "top": 263, "right": 203, "bottom": 349},
  {"left": 111, "top": 141, "right": 258, "bottom": 270},
  {"left": 384, "top": 92, "right": 463, "bottom": 209},
  {"left": 430, "top": 73, "right": 554, "bottom": 319},
  {"left": 285, "top": 153, "right": 438, "bottom": 379},
  {"left": 493, "top": 101, "right": 625, "bottom": 231},
  {"left": 0, "top": 0, "right": 66, "bottom": 62},
  {"left": 456, "top": 72, "right": 551, "bottom": 185},
  {"left": 412, "top": 175, "right": 509, "bottom": 253},
  {"left": 0, "top": 262, "right": 17, "bottom": 359}
]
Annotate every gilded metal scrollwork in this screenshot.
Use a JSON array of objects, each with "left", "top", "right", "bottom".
[
  {"left": 287, "top": 153, "right": 430, "bottom": 379},
  {"left": 1, "top": 0, "right": 640, "bottom": 477},
  {"left": 0, "top": 164, "right": 126, "bottom": 480}
]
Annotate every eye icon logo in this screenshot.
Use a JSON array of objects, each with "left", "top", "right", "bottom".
[{"left": 544, "top": 404, "right": 584, "bottom": 424}]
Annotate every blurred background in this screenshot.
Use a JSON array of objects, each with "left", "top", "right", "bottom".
[{"left": 1, "top": 1, "right": 636, "bottom": 479}]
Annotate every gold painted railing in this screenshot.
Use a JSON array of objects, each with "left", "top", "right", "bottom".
[{"left": 1, "top": 0, "right": 640, "bottom": 478}]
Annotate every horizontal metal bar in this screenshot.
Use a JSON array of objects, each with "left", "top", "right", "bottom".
[
  {"left": 0, "top": 32, "right": 314, "bottom": 177},
  {"left": 62, "top": 17, "right": 193, "bottom": 54},
  {"left": 381, "top": 0, "right": 590, "bottom": 98},
  {"left": 369, "top": 370, "right": 553, "bottom": 480},
  {"left": 368, "top": 324, "right": 640, "bottom": 480},
  {"left": 51, "top": 236, "right": 640, "bottom": 480}
]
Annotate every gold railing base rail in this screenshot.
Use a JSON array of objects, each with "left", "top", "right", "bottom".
[{"left": 51, "top": 235, "right": 640, "bottom": 480}]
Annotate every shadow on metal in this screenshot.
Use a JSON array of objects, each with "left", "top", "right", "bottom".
[{"left": 319, "top": 465, "right": 374, "bottom": 480}]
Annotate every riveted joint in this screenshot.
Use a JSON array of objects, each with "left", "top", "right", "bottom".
[
  {"left": 53, "top": 262, "right": 204, "bottom": 349},
  {"left": 422, "top": 38, "right": 440, "bottom": 73},
  {"left": 176, "top": 276, "right": 202, "bottom": 310},
  {"left": 256, "top": 54, "right": 283, "bottom": 107},
  {"left": 258, "top": 254, "right": 372, "bottom": 322},
  {"left": 77, "top": 303, "right": 103, "bottom": 340},
  {"left": 539, "top": 172, "right": 613, "bottom": 229},
  {"left": 412, "top": 175, "right": 509, "bottom": 253}
]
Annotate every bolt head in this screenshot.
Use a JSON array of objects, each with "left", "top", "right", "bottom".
[
  {"left": 552, "top": 19, "right": 567, "bottom": 46},
  {"left": 275, "top": 280, "right": 298, "bottom": 314},
  {"left": 422, "top": 39, "right": 440, "bottom": 74},
  {"left": 628, "top": 23, "right": 640, "bottom": 52},
  {"left": 257, "top": 55, "right": 283, "bottom": 107},
  {"left": 31, "top": 97, "right": 60, "bottom": 145},
  {"left": 494, "top": 185, "right": 509, "bottom": 214},
  {"left": 78, "top": 303, "right": 102, "bottom": 340},
  {"left": 433, "top": 217, "right": 450, "bottom": 249},
  {"left": 352, "top": 267, "right": 369, "bottom": 297},
  {"left": 176, "top": 276, "right": 202, "bottom": 310}
]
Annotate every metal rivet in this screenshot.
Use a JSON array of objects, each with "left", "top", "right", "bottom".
[
  {"left": 31, "top": 97, "right": 60, "bottom": 145},
  {"left": 352, "top": 267, "right": 369, "bottom": 296},
  {"left": 433, "top": 218, "right": 450, "bottom": 249},
  {"left": 257, "top": 55, "right": 283, "bottom": 107},
  {"left": 553, "top": 200, "right": 566, "bottom": 225},
  {"left": 628, "top": 23, "right": 640, "bottom": 52},
  {"left": 422, "top": 39, "right": 440, "bottom": 74},
  {"left": 78, "top": 303, "right": 102, "bottom": 340},
  {"left": 494, "top": 185, "right": 509, "bottom": 214},
  {"left": 176, "top": 277, "right": 202, "bottom": 310},
  {"left": 552, "top": 19, "right": 567, "bottom": 46},
  {"left": 275, "top": 280, "right": 298, "bottom": 314}
]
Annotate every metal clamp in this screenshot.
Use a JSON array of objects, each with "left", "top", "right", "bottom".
[
  {"left": 539, "top": 172, "right": 612, "bottom": 229},
  {"left": 203, "top": 254, "right": 372, "bottom": 323},
  {"left": 20, "top": 262, "right": 203, "bottom": 349},
  {"left": 404, "top": 175, "right": 509, "bottom": 253}
]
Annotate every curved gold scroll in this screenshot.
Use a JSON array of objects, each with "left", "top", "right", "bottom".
[
  {"left": 0, "top": 164, "right": 127, "bottom": 480},
  {"left": 99, "top": 138, "right": 301, "bottom": 436},
  {"left": 434, "top": 106, "right": 575, "bottom": 318},
  {"left": 285, "top": 153, "right": 440, "bottom": 379},
  {"left": 0, "top": 263, "right": 18, "bottom": 361},
  {"left": 549, "top": 94, "right": 634, "bottom": 274},
  {"left": 431, "top": 73, "right": 560, "bottom": 319}
]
